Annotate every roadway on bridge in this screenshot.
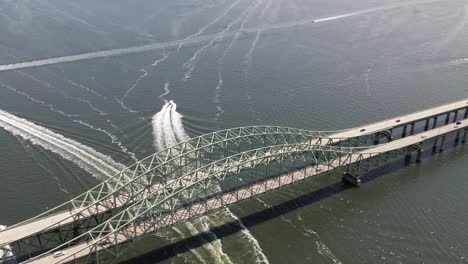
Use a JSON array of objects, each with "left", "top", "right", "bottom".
[{"left": 28, "top": 119, "right": 468, "bottom": 264}]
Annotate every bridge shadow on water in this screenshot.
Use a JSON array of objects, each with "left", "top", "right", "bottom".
[{"left": 123, "top": 141, "right": 466, "bottom": 264}]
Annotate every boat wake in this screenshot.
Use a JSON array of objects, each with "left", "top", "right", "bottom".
[
  {"left": 0, "top": 110, "right": 125, "bottom": 180},
  {"left": 152, "top": 100, "right": 188, "bottom": 151},
  {"left": 0, "top": 0, "right": 442, "bottom": 72},
  {"left": 151, "top": 101, "right": 269, "bottom": 263}
]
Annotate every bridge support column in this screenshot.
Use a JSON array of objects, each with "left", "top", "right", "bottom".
[
  {"left": 410, "top": 122, "right": 415, "bottom": 136},
  {"left": 416, "top": 149, "right": 423, "bottom": 163},
  {"left": 453, "top": 111, "right": 459, "bottom": 122},
  {"left": 432, "top": 136, "right": 439, "bottom": 153},
  {"left": 402, "top": 125, "right": 408, "bottom": 138},
  {"left": 445, "top": 112, "right": 451, "bottom": 125},
  {"left": 342, "top": 173, "right": 361, "bottom": 187},
  {"left": 439, "top": 134, "right": 446, "bottom": 152},
  {"left": 464, "top": 107, "right": 468, "bottom": 119},
  {"left": 432, "top": 116, "right": 438, "bottom": 129},
  {"left": 462, "top": 129, "right": 468, "bottom": 144},
  {"left": 424, "top": 119, "right": 430, "bottom": 131},
  {"left": 455, "top": 130, "right": 461, "bottom": 145},
  {"left": 404, "top": 152, "right": 412, "bottom": 164}
]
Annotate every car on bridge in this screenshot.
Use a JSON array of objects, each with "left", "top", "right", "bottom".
[{"left": 53, "top": 251, "right": 65, "bottom": 258}]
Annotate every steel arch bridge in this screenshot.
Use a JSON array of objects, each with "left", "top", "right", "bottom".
[
  {"left": 2, "top": 98, "right": 468, "bottom": 264},
  {"left": 34, "top": 139, "right": 410, "bottom": 264},
  {"left": 2, "top": 119, "right": 463, "bottom": 264},
  {"left": 0, "top": 125, "right": 381, "bottom": 262}
]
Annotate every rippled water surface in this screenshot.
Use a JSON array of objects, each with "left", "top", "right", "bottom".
[{"left": 1, "top": 0, "right": 468, "bottom": 263}]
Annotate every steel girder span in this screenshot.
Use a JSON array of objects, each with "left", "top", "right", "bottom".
[
  {"left": 1, "top": 126, "right": 353, "bottom": 260},
  {"left": 29, "top": 143, "right": 391, "bottom": 264}
]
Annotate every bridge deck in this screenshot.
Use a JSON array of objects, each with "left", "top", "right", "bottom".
[
  {"left": 29, "top": 119, "right": 468, "bottom": 264},
  {"left": 1, "top": 99, "right": 467, "bottom": 251},
  {"left": 331, "top": 99, "right": 468, "bottom": 138}
]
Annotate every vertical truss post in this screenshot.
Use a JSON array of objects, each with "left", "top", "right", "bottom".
[
  {"left": 410, "top": 122, "right": 415, "bottom": 136},
  {"left": 453, "top": 110, "right": 459, "bottom": 122},
  {"left": 445, "top": 112, "right": 451, "bottom": 125},
  {"left": 424, "top": 118, "right": 430, "bottom": 131},
  {"left": 402, "top": 125, "right": 408, "bottom": 138},
  {"left": 432, "top": 116, "right": 438, "bottom": 129}
]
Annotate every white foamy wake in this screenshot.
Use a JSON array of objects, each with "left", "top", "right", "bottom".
[
  {"left": 151, "top": 51, "right": 170, "bottom": 67},
  {"left": 152, "top": 101, "right": 269, "bottom": 263},
  {"left": 224, "top": 0, "right": 265, "bottom": 56},
  {"left": 73, "top": 120, "right": 138, "bottom": 162},
  {"left": 449, "top": 57, "right": 468, "bottom": 66},
  {"left": 182, "top": 220, "right": 233, "bottom": 264},
  {"left": 124, "top": 68, "right": 148, "bottom": 98},
  {"left": 0, "top": 110, "right": 125, "bottom": 179},
  {"left": 199, "top": 216, "right": 234, "bottom": 264},
  {"left": 223, "top": 210, "right": 270, "bottom": 264},
  {"left": 183, "top": 0, "right": 267, "bottom": 81},
  {"left": 177, "top": 0, "right": 243, "bottom": 50},
  {"left": 158, "top": 82, "right": 171, "bottom": 101},
  {"left": 316, "top": 241, "right": 343, "bottom": 264},
  {"left": 151, "top": 100, "right": 183, "bottom": 151},
  {"left": 242, "top": 0, "right": 272, "bottom": 77},
  {"left": 68, "top": 96, "right": 108, "bottom": 116},
  {"left": 124, "top": 51, "right": 170, "bottom": 98},
  {"left": 66, "top": 79, "right": 106, "bottom": 99},
  {"left": 151, "top": 107, "right": 226, "bottom": 264},
  {"left": 152, "top": 103, "right": 169, "bottom": 150},
  {"left": 171, "top": 226, "right": 208, "bottom": 263},
  {"left": 1, "top": 81, "right": 137, "bottom": 162},
  {"left": 115, "top": 98, "right": 139, "bottom": 113},
  {"left": 214, "top": 73, "right": 225, "bottom": 122},
  {"left": 0, "top": 82, "right": 79, "bottom": 118},
  {"left": 0, "top": 0, "right": 441, "bottom": 72},
  {"left": 213, "top": 0, "right": 268, "bottom": 123}
]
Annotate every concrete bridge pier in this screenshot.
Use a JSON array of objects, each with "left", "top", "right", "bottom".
[
  {"left": 342, "top": 172, "right": 361, "bottom": 187},
  {"left": 404, "top": 153, "right": 412, "bottom": 164},
  {"left": 439, "top": 134, "right": 446, "bottom": 152},
  {"left": 455, "top": 130, "right": 461, "bottom": 145},
  {"left": 462, "top": 129, "right": 468, "bottom": 144},
  {"left": 416, "top": 149, "right": 424, "bottom": 163},
  {"left": 432, "top": 136, "right": 439, "bottom": 153}
]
